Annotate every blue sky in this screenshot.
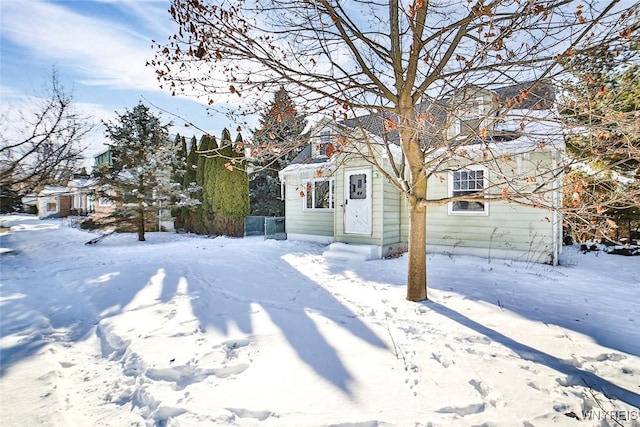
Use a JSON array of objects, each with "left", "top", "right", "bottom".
[{"left": 0, "top": 0, "right": 235, "bottom": 163}]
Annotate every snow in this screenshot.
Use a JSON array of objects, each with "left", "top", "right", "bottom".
[
  {"left": 38, "top": 186, "right": 69, "bottom": 196},
  {"left": 1, "top": 214, "right": 639, "bottom": 426}
]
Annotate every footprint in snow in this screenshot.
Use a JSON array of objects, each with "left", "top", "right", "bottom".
[
  {"left": 436, "top": 403, "right": 486, "bottom": 416},
  {"left": 595, "top": 352, "right": 626, "bottom": 362},
  {"left": 225, "top": 407, "right": 274, "bottom": 421}
]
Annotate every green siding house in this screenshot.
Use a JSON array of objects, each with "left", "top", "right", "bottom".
[{"left": 279, "top": 82, "right": 563, "bottom": 264}]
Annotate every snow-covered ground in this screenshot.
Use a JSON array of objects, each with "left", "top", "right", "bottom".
[{"left": 1, "top": 214, "right": 638, "bottom": 427}]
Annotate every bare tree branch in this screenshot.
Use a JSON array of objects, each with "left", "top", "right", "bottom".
[{"left": 0, "top": 69, "right": 93, "bottom": 194}]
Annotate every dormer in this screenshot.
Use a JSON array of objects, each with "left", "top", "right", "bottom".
[
  {"left": 445, "top": 81, "right": 556, "bottom": 142},
  {"left": 94, "top": 149, "right": 114, "bottom": 166},
  {"left": 312, "top": 128, "right": 335, "bottom": 159},
  {"left": 446, "top": 86, "right": 495, "bottom": 141}
]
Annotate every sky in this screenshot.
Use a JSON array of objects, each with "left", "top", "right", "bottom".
[{"left": 0, "top": 0, "right": 237, "bottom": 165}]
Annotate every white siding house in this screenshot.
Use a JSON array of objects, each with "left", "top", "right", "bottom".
[{"left": 279, "top": 82, "right": 564, "bottom": 264}]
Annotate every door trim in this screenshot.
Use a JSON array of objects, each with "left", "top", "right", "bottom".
[{"left": 343, "top": 168, "right": 372, "bottom": 235}]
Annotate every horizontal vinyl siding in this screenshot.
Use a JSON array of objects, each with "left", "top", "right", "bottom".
[
  {"left": 400, "top": 194, "right": 410, "bottom": 242},
  {"left": 424, "top": 152, "right": 556, "bottom": 259},
  {"left": 284, "top": 180, "right": 334, "bottom": 237},
  {"left": 426, "top": 193, "right": 554, "bottom": 256},
  {"left": 382, "top": 177, "right": 402, "bottom": 246}
]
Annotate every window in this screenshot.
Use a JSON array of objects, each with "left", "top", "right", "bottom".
[
  {"left": 304, "top": 178, "right": 334, "bottom": 210},
  {"left": 313, "top": 129, "right": 333, "bottom": 158},
  {"left": 349, "top": 173, "right": 366, "bottom": 200},
  {"left": 447, "top": 97, "right": 487, "bottom": 140},
  {"left": 46, "top": 202, "right": 57, "bottom": 212},
  {"left": 460, "top": 98, "right": 484, "bottom": 134},
  {"left": 449, "top": 167, "right": 488, "bottom": 215},
  {"left": 98, "top": 197, "right": 112, "bottom": 207}
]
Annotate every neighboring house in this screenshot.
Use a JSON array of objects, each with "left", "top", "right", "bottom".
[
  {"left": 34, "top": 173, "right": 95, "bottom": 219},
  {"left": 67, "top": 172, "right": 95, "bottom": 216},
  {"left": 91, "top": 149, "right": 173, "bottom": 232},
  {"left": 20, "top": 194, "right": 38, "bottom": 214},
  {"left": 37, "top": 186, "right": 71, "bottom": 219},
  {"left": 279, "top": 82, "right": 564, "bottom": 264},
  {"left": 92, "top": 149, "right": 116, "bottom": 224}
]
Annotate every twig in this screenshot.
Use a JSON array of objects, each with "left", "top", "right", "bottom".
[
  {"left": 141, "top": 96, "right": 211, "bottom": 135},
  {"left": 385, "top": 315, "right": 407, "bottom": 370},
  {"left": 581, "top": 377, "right": 625, "bottom": 427}
]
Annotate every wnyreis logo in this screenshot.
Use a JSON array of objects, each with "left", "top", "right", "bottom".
[{"left": 582, "top": 410, "right": 639, "bottom": 423}]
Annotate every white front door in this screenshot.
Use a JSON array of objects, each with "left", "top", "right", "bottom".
[{"left": 344, "top": 168, "right": 372, "bottom": 235}]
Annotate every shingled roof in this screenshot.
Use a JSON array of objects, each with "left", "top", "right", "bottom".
[{"left": 288, "top": 81, "right": 556, "bottom": 165}]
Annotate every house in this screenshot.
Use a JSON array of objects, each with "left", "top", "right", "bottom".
[
  {"left": 35, "top": 172, "right": 95, "bottom": 219},
  {"left": 278, "top": 82, "right": 564, "bottom": 264},
  {"left": 67, "top": 172, "right": 95, "bottom": 216},
  {"left": 92, "top": 149, "right": 116, "bottom": 224},
  {"left": 91, "top": 149, "right": 173, "bottom": 232},
  {"left": 37, "top": 186, "right": 71, "bottom": 218}
]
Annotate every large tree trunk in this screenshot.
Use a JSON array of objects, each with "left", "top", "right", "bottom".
[
  {"left": 406, "top": 193, "right": 427, "bottom": 301},
  {"left": 398, "top": 97, "right": 428, "bottom": 301}
]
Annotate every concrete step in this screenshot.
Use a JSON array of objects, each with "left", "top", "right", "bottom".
[{"left": 322, "top": 242, "right": 379, "bottom": 261}]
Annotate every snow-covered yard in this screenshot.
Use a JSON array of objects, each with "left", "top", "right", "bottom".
[{"left": 1, "top": 214, "right": 638, "bottom": 426}]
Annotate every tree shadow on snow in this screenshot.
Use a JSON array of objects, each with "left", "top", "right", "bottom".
[
  {"left": 0, "top": 261, "right": 168, "bottom": 376},
  {"left": 166, "top": 243, "right": 390, "bottom": 395},
  {"left": 426, "top": 301, "right": 640, "bottom": 409},
  {"left": 337, "top": 252, "right": 640, "bottom": 357},
  {"left": 422, "top": 254, "right": 640, "bottom": 357},
  {"left": 0, "top": 218, "right": 187, "bottom": 376},
  {"left": 1, "top": 222, "right": 380, "bottom": 396}
]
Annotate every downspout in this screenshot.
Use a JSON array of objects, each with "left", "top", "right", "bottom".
[
  {"left": 379, "top": 168, "right": 384, "bottom": 259},
  {"left": 551, "top": 151, "right": 560, "bottom": 266}
]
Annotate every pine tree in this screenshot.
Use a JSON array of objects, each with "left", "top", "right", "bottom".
[
  {"left": 562, "top": 41, "right": 640, "bottom": 242},
  {"left": 92, "top": 102, "right": 175, "bottom": 241},
  {"left": 202, "top": 134, "right": 219, "bottom": 235},
  {"left": 171, "top": 134, "right": 187, "bottom": 229},
  {"left": 173, "top": 135, "right": 201, "bottom": 232},
  {"left": 212, "top": 129, "right": 249, "bottom": 236},
  {"left": 192, "top": 135, "right": 210, "bottom": 234},
  {"left": 250, "top": 87, "right": 307, "bottom": 216}
]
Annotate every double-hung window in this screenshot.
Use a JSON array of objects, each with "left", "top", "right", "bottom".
[
  {"left": 447, "top": 97, "right": 486, "bottom": 140},
  {"left": 449, "top": 167, "right": 488, "bottom": 215},
  {"left": 313, "top": 130, "right": 332, "bottom": 159},
  {"left": 304, "top": 178, "right": 334, "bottom": 210},
  {"left": 98, "top": 197, "right": 112, "bottom": 207}
]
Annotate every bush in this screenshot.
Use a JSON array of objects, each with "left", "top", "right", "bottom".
[{"left": 79, "top": 219, "right": 100, "bottom": 230}]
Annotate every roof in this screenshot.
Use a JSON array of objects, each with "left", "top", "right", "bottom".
[
  {"left": 67, "top": 178, "right": 95, "bottom": 189},
  {"left": 38, "top": 186, "right": 68, "bottom": 196},
  {"left": 493, "top": 80, "right": 555, "bottom": 110},
  {"left": 281, "top": 81, "right": 560, "bottom": 175}
]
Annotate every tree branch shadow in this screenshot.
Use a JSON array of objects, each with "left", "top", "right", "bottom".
[{"left": 425, "top": 300, "right": 640, "bottom": 409}]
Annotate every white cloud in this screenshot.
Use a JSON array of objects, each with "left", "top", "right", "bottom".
[{"left": 1, "top": 0, "right": 161, "bottom": 92}]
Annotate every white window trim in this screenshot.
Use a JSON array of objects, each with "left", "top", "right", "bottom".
[
  {"left": 313, "top": 129, "right": 332, "bottom": 159},
  {"left": 45, "top": 201, "right": 58, "bottom": 212},
  {"left": 98, "top": 197, "right": 113, "bottom": 207},
  {"left": 447, "top": 97, "right": 488, "bottom": 140},
  {"left": 448, "top": 166, "right": 489, "bottom": 216},
  {"left": 303, "top": 178, "right": 335, "bottom": 211}
]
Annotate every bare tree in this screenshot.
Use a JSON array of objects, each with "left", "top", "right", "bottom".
[
  {"left": 0, "top": 70, "right": 93, "bottom": 195},
  {"left": 152, "top": 0, "right": 637, "bottom": 301}
]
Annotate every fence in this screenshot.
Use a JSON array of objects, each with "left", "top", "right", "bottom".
[{"left": 245, "top": 216, "right": 286, "bottom": 240}]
